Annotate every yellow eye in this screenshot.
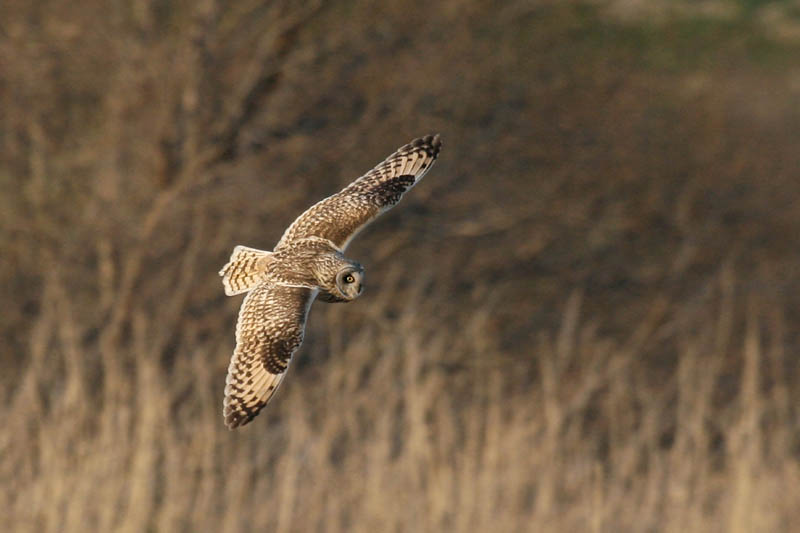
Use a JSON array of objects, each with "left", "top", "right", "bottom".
[{"left": 344, "top": 274, "right": 355, "bottom": 284}]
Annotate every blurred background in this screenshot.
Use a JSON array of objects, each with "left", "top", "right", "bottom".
[{"left": 2, "top": 0, "right": 800, "bottom": 531}]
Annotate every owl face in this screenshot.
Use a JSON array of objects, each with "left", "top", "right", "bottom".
[{"left": 333, "top": 265, "right": 364, "bottom": 300}]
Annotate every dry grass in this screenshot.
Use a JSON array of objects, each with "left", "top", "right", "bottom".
[
  {"left": 2, "top": 1, "right": 800, "bottom": 531},
  {"left": 4, "top": 269, "right": 798, "bottom": 532}
]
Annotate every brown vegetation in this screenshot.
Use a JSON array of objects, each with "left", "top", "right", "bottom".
[{"left": 2, "top": 1, "right": 800, "bottom": 531}]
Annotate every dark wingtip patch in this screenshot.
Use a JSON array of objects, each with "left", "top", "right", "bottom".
[
  {"left": 419, "top": 133, "right": 442, "bottom": 158},
  {"left": 406, "top": 134, "right": 442, "bottom": 161},
  {"left": 224, "top": 400, "right": 263, "bottom": 429},
  {"left": 224, "top": 410, "right": 245, "bottom": 429}
]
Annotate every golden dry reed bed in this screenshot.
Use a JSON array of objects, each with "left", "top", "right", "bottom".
[{"left": 4, "top": 269, "right": 799, "bottom": 532}]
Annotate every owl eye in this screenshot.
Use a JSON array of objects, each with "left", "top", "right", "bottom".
[{"left": 344, "top": 274, "right": 355, "bottom": 284}]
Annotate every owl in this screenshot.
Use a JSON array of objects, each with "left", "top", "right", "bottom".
[{"left": 219, "top": 135, "right": 442, "bottom": 428}]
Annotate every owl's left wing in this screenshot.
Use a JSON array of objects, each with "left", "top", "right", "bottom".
[
  {"left": 275, "top": 134, "right": 442, "bottom": 251},
  {"left": 223, "top": 283, "right": 316, "bottom": 429}
]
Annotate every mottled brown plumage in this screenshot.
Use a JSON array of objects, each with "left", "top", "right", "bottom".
[{"left": 220, "top": 135, "right": 442, "bottom": 428}]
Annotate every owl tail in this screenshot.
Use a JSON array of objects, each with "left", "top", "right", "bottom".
[{"left": 219, "top": 246, "right": 273, "bottom": 296}]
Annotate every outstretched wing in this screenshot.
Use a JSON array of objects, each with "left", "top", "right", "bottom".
[
  {"left": 223, "top": 283, "right": 317, "bottom": 429},
  {"left": 275, "top": 134, "right": 442, "bottom": 251}
]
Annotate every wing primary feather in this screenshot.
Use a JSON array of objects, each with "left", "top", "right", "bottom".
[
  {"left": 274, "top": 134, "right": 442, "bottom": 251},
  {"left": 222, "top": 285, "right": 316, "bottom": 429}
]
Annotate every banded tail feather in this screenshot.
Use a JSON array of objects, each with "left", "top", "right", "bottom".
[{"left": 219, "top": 246, "right": 273, "bottom": 296}]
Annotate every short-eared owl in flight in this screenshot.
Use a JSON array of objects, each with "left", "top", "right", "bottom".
[{"left": 220, "top": 135, "right": 442, "bottom": 428}]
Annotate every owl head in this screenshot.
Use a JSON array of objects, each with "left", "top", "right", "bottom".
[
  {"left": 336, "top": 264, "right": 365, "bottom": 299},
  {"left": 317, "top": 259, "right": 364, "bottom": 303}
]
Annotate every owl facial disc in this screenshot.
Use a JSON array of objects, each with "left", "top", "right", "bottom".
[{"left": 335, "top": 265, "right": 364, "bottom": 300}]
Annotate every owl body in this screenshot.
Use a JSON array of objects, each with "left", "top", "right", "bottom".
[
  {"left": 265, "top": 237, "right": 363, "bottom": 293},
  {"left": 220, "top": 135, "right": 442, "bottom": 428}
]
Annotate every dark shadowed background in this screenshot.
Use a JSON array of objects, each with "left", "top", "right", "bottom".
[{"left": 2, "top": 1, "right": 800, "bottom": 531}]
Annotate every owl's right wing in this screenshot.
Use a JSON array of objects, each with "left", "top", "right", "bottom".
[
  {"left": 275, "top": 134, "right": 442, "bottom": 252},
  {"left": 223, "top": 283, "right": 316, "bottom": 429}
]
